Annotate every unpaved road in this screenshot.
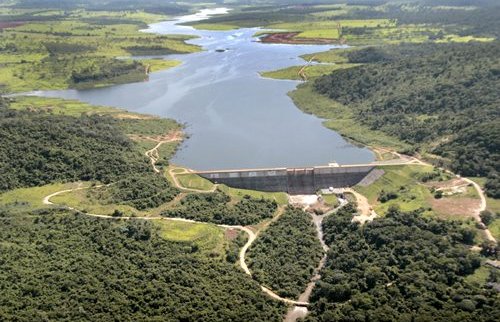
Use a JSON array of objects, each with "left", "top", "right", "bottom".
[
  {"left": 284, "top": 199, "right": 348, "bottom": 321},
  {"left": 141, "top": 131, "right": 182, "bottom": 173},
  {"left": 43, "top": 186, "right": 308, "bottom": 307},
  {"left": 345, "top": 188, "right": 378, "bottom": 224},
  {"left": 462, "top": 177, "right": 496, "bottom": 243},
  {"left": 168, "top": 167, "right": 218, "bottom": 193}
]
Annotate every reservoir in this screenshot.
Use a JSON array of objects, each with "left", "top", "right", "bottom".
[{"left": 35, "top": 8, "right": 374, "bottom": 170}]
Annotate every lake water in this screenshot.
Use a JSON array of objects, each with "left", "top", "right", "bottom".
[{"left": 35, "top": 8, "right": 374, "bottom": 170}]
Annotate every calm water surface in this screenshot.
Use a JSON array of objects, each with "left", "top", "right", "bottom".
[{"left": 35, "top": 9, "right": 374, "bottom": 170}]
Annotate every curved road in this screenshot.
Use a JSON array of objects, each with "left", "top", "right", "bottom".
[{"left": 42, "top": 185, "right": 309, "bottom": 307}]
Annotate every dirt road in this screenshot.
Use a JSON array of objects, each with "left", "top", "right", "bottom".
[
  {"left": 168, "top": 167, "right": 218, "bottom": 193},
  {"left": 284, "top": 199, "right": 349, "bottom": 321},
  {"left": 140, "top": 131, "right": 182, "bottom": 173},
  {"left": 43, "top": 186, "right": 309, "bottom": 307}
]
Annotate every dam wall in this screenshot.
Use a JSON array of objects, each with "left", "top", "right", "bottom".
[{"left": 197, "top": 165, "right": 375, "bottom": 194}]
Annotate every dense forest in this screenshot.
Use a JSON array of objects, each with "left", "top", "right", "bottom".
[
  {"left": 89, "top": 174, "right": 179, "bottom": 210},
  {"left": 247, "top": 207, "right": 323, "bottom": 298},
  {"left": 162, "top": 192, "right": 278, "bottom": 226},
  {"left": 0, "top": 209, "right": 285, "bottom": 321},
  {"left": 305, "top": 206, "right": 500, "bottom": 321},
  {"left": 0, "top": 106, "right": 154, "bottom": 192},
  {"left": 313, "top": 42, "right": 500, "bottom": 197}
]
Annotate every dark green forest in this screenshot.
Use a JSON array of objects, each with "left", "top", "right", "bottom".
[
  {"left": 162, "top": 192, "right": 278, "bottom": 226},
  {"left": 0, "top": 106, "right": 153, "bottom": 192},
  {"left": 247, "top": 207, "right": 323, "bottom": 298},
  {"left": 305, "top": 206, "right": 500, "bottom": 322},
  {"left": 89, "top": 174, "right": 179, "bottom": 210},
  {"left": 313, "top": 42, "right": 500, "bottom": 197},
  {"left": 69, "top": 59, "right": 146, "bottom": 87},
  {"left": 0, "top": 209, "right": 285, "bottom": 321}
]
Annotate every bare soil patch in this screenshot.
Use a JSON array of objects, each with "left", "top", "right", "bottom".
[
  {"left": 430, "top": 197, "right": 481, "bottom": 217},
  {"left": 128, "top": 130, "right": 183, "bottom": 143},
  {"left": 224, "top": 228, "right": 239, "bottom": 240},
  {"left": 425, "top": 178, "right": 468, "bottom": 189},
  {"left": 0, "top": 22, "right": 25, "bottom": 29},
  {"left": 113, "top": 113, "right": 154, "bottom": 120}
]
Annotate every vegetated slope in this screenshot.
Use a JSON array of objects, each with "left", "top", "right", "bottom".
[
  {"left": 305, "top": 206, "right": 500, "bottom": 322},
  {"left": 0, "top": 107, "right": 181, "bottom": 203},
  {"left": 162, "top": 192, "right": 278, "bottom": 226},
  {"left": 313, "top": 42, "right": 500, "bottom": 197},
  {"left": 0, "top": 209, "right": 285, "bottom": 321},
  {"left": 89, "top": 174, "right": 179, "bottom": 210},
  {"left": 247, "top": 207, "right": 323, "bottom": 298},
  {"left": 0, "top": 106, "right": 152, "bottom": 192}
]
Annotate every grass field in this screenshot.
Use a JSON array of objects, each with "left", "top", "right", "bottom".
[
  {"left": 267, "top": 19, "right": 392, "bottom": 33},
  {"left": 167, "top": 167, "right": 289, "bottom": 205},
  {"left": 10, "top": 96, "right": 118, "bottom": 116},
  {"left": 140, "top": 58, "right": 182, "bottom": 72},
  {"left": 321, "top": 194, "right": 340, "bottom": 207},
  {"left": 155, "top": 220, "right": 226, "bottom": 255},
  {"left": 289, "top": 82, "right": 410, "bottom": 151},
  {"left": 466, "top": 177, "right": 500, "bottom": 240},
  {"left": 301, "top": 48, "right": 351, "bottom": 64},
  {"left": 0, "top": 182, "right": 80, "bottom": 214},
  {"left": 467, "top": 177, "right": 500, "bottom": 214},
  {"left": 260, "top": 63, "right": 358, "bottom": 81},
  {"left": 296, "top": 29, "right": 340, "bottom": 39},
  {"left": 355, "top": 165, "right": 484, "bottom": 224},
  {"left": 218, "top": 185, "right": 289, "bottom": 206},
  {"left": 489, "top": 219, "right": 500, "bottom": 241},
  {"left": 464, "top": 265, "right": 492, "bottom": 287},
  {"left": 51, "top": 187, "right": 140, "bottom": 217},
  {"left": 355, "top": 165, "right": 435, "bottom": 216},
  {"left": 188, "top": 23, "right": 238, "bottom": 31},
  {"left": 0, "top": 8, "right": 198, "bottom": 93},
  {"left": 177, "top": 173, "right": 215, "bottom": 191},
  {"left": 0, "top": 181, "right": 227, "bottom": 255}
]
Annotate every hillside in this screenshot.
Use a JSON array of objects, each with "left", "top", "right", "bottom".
[
  {"left": 313, "top": 42, "right": 500, "bottom": 197},
  {"left": 305, "top": 206, "right": 500, "bottom": 322}
]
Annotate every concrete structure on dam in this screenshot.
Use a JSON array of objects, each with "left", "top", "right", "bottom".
[{"left": 196, "top": 164, "right": 375, "bottom": 195}]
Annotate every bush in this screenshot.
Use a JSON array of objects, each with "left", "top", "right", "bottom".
[
  {"left": 378, "top": 190, "right": 398, "bottom": 203},
  {"left": 480, "top": 210, "right": 495, "bottom": 226}
]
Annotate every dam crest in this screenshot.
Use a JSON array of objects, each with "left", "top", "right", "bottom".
[{"left": 195, "top": 164, "right": 376, "bottom": 195}]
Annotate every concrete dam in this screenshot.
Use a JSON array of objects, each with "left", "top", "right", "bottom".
[{"left": 196, "top": 165, "right": 375, "bottom": 195}]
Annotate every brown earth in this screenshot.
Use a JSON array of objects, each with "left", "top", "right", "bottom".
[
  {"left": 0, "top": 22, "right": 25, "bottom": 29},
  {"left": 430, "top": 197, "right": 481, "bottom": 218},
  {"left": 224, "top": 228, "right": 239, "bottom": 240},
  {"left": 425, "top": 178, "right": 468, "bottom": 189}
]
